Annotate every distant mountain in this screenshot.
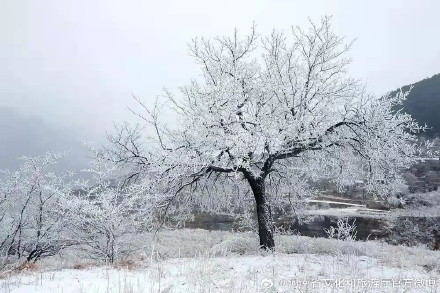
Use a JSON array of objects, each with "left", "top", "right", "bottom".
[{"left": 391, "top": 74, "right": 440, "bottom": 138}]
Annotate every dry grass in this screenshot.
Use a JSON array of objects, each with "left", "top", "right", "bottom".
[
  {"left": 141, "top": 229, "right": 440, "bottom": 272},
  {"left": 0, "top": 261, "right": 39, "bottom": 280},
  {"left": 13, "top": 262, "right": 39, "bottom": 273},
  {"left": 113, "top": 259, "right": 138, "bottom": 270},
  {"left": 72, "top": 262, "right": 98, "bottom": 270},
  {"left": 1, "top": 229, "right": 440, "bottom": 292}
]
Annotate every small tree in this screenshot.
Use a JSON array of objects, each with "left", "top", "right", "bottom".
[
  {"left": 0, "top": 153, "right": 73, "bottom": 270},
  {"left": 107, "top": 17, "right": 425, "bottom": 249},
  {"left": 63, "top": 150, "right": 145, "bottom": 263}
]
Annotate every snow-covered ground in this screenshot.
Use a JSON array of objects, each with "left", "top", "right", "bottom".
[
  {"left": 1, "top": 254, "right": 438, "bottom": 293},
  {"left": 1, "top": 230, "right": 439, "bottom": 292}
]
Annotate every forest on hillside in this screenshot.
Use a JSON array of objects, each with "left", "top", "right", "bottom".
[{"left": 393, "top": 74, "right": 440, "bottom": 138}]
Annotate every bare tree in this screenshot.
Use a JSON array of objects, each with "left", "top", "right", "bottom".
[
  {"left": 0, "top": 153, "right": 73, "bottom": 270},
  {"left": 106, "top": 17, "right": 425, "bottom": 249}
]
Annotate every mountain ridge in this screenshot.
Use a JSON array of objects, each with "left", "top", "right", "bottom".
[{"left": 391, "top": 73, "right": 440, "bottom": 138}]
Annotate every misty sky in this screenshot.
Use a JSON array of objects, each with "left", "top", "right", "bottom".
[{"left": 1, "top": 0, "right": 439, "bottom": 170}]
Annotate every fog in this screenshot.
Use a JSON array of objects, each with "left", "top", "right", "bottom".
[{"left": 1, "top": 0, "right": 439, "bottom": 170}]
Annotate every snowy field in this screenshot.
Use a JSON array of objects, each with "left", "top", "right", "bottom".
[{"left": 1, "top": 229, "right": 439, "bottom": 293}]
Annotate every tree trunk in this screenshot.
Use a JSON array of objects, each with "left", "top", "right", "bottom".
[{"left": 246, "top": 175, "right": 275, "bottom": 250}]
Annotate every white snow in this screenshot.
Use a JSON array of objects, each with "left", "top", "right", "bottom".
[
  {"left": 1, "top": 253, "right": 438, "bottom": 293},
  {"left": 1, "top": 229, "right": 439, "bottom": 292}
]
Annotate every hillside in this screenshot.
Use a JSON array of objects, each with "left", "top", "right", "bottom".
[
  {"left": 1, "top": 230, "right": 439, "bottom": 292},
  {"left": 391, "top": 74, "right": 440, "bottom": 138}
]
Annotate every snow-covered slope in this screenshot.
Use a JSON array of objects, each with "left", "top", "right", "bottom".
[
  {"left": 1, "top": 229, "right": 439, "bottom": 292},
  {"left": 1, "top": 253, "right": 438, "bottom": 293}
]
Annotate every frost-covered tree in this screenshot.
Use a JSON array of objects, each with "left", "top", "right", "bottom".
[
  {"left": 106, "top": 17, "right": 425, "bottom": 249},
  {"left": 62, "top": 151, "right": 145, "bottom": 263},
  {"left": 0, "top": 153, "right": 73, "bottom": 270}
]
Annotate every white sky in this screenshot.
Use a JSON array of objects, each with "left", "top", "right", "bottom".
[{"left": 1, "top": 0, "right": 439, "bottom": 141}]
